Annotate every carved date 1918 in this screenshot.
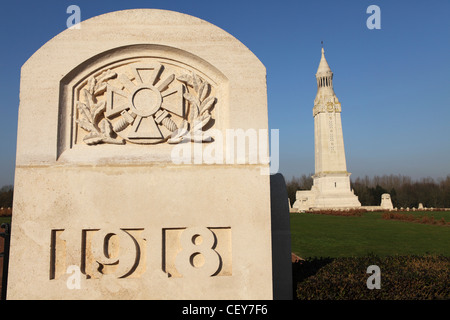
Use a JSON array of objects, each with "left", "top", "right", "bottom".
[{"left": 50, "top": 226, "right": 232, "bottom": 281}]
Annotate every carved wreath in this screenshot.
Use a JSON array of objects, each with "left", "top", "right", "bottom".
[{"left": 76, "top": 63, "right": 217, "bottom": 145}]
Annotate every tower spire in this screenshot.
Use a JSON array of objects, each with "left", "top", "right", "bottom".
[
  {"left": 315, "top": 45, "right": 334, "bottom": 97},
  {"left": 316, "top": 46, "right": 332, "bottom": 76}
]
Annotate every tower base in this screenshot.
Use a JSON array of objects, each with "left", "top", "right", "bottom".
[{"left": 293, "top": 172, "right": 361, "bottom": 211}]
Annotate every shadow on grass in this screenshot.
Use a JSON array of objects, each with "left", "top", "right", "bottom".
[{"left": 292, "top": 257, "right": 334, "bottom": 300}]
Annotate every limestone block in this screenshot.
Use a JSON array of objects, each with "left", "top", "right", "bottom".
[
  {"left": 293, "top": 190, "right": 316, "bottom": 211},
  {"left": 8, "top": 9, "right": 285, "bottom": 300}
]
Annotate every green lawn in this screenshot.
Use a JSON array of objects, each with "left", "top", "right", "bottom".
[{"left": 290, "top": 212, "right": 450, "bottom": 258}]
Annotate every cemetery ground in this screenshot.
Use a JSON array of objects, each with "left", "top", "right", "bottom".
[
  {"left": 291, "top": 211, "right": 450, "bottom": 299},
  {"left": 291, "top": 211, "right": 449, "bottom": 258}
]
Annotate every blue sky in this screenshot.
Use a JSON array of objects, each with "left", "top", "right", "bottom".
[{"left": 0, "top": 0, "right": 449, "bottom": 186}]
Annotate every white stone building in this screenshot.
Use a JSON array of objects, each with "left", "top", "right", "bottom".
[{"left": 293, "top": 48, "right": 361, "bottom": 211}]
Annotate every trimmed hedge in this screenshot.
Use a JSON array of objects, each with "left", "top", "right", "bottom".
[
  {"left": 295, "top": 255, "right": 450, "bottom": 300},
  {"left": 307, "top": 209, "right": 366, "bottom": 217}
]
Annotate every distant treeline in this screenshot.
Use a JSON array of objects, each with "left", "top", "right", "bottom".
[
  {"left": 286, "top": 174, "right": 450, "bottom": 209},
  {"left": 0, "top": 185, "right": 13, "bottom": 208}
]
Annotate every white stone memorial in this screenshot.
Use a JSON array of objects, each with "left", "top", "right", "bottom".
[
  {"left": 8, "top": 9, "right": 291, "bottom": 300},
  {"left": 293, "top": 48, "right": 361, "bottom": 210},
  {"left": 380, "top": 193, "right": 394, "bottom": 210}
]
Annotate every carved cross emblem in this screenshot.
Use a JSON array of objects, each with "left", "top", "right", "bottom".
[
  {"left": 105, "top": 63, "right": 184, "bottom": 143},
  {"left": 76, "top": 62, "right": 217, "bottom": 146}
]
